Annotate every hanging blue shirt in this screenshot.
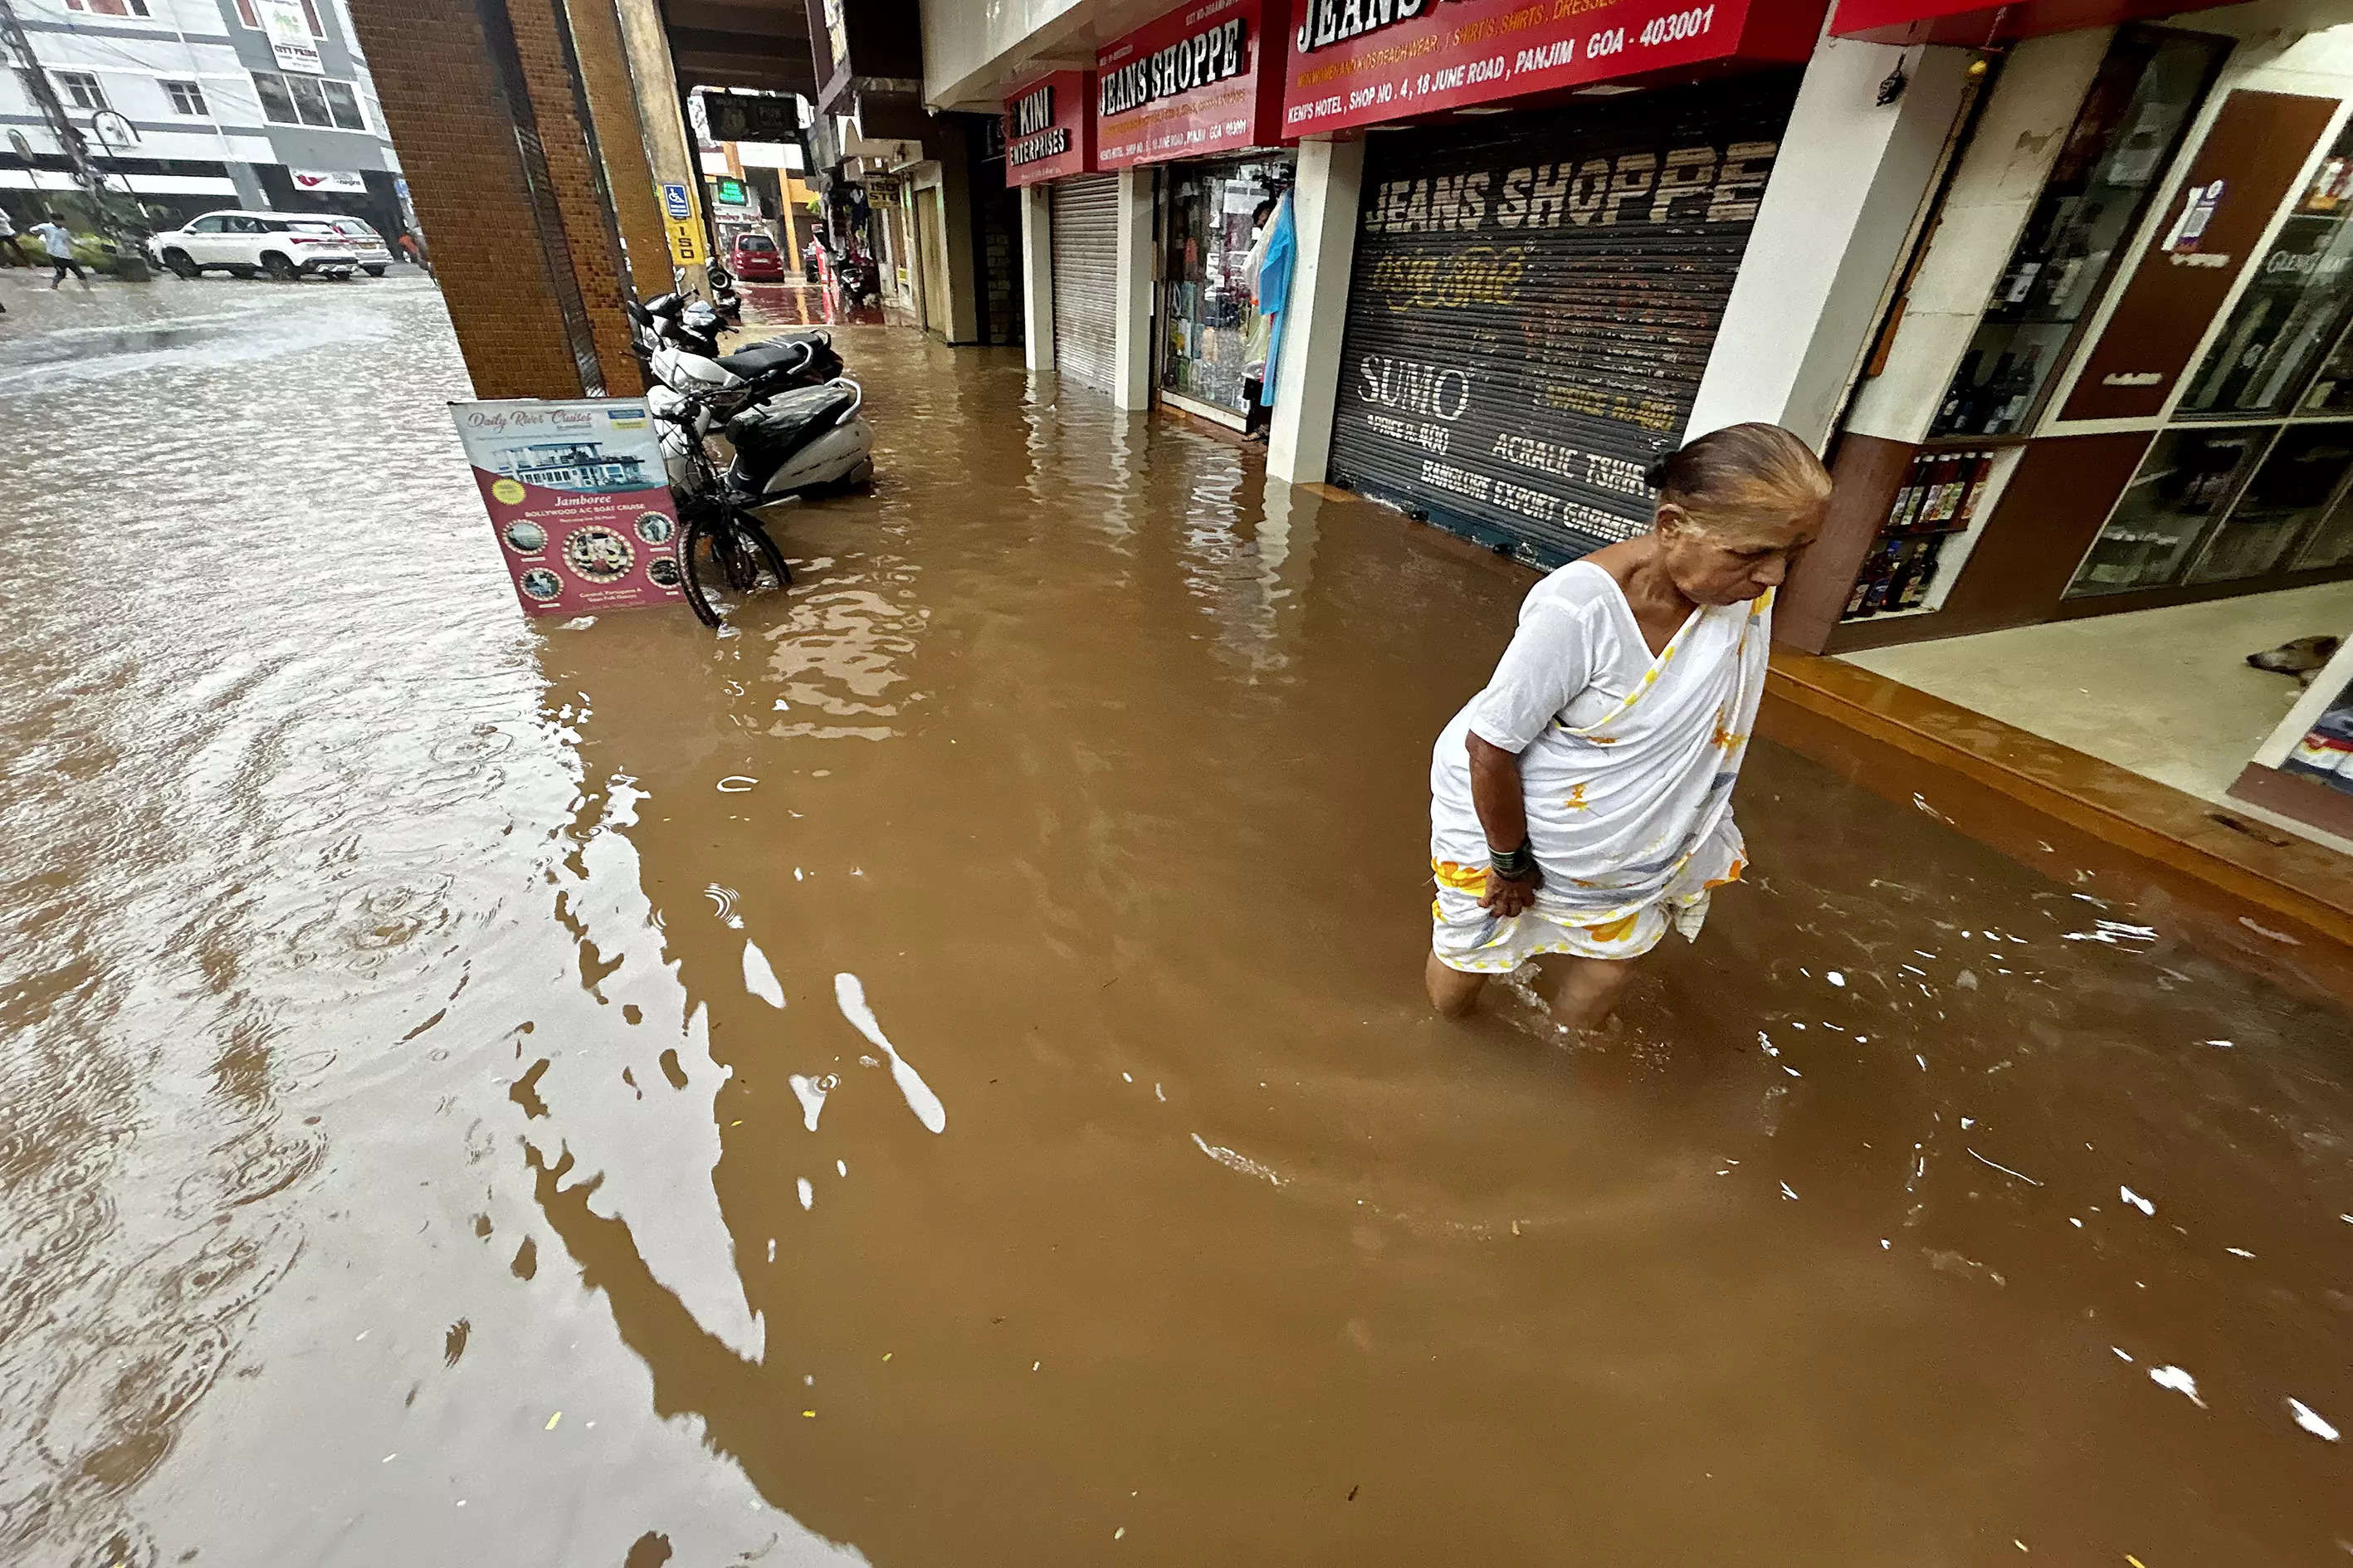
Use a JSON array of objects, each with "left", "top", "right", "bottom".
[{"left": 1257, "top": 193, "right": 1296, "bottom": 407}]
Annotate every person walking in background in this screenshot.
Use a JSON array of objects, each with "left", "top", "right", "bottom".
[
  {"left": 0, "top": 207, "right": 27, "bottom": 266},
  {"left": 29, "top": 213, "right": 90, "bottom": 289},
  {"left": 398, "top": 228, "right": 432, "bottom": 279}
]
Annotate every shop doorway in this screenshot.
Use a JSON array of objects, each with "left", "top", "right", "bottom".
[{"left": 1158, "top": 156, "right": 1291, "bottom": 429}]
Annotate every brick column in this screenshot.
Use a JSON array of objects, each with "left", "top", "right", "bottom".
[{"left": 348, "top": 0, "right": 642, "bottom": 398}]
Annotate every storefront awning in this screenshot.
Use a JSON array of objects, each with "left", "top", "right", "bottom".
[{"left": 1829, "top": 0, "right": 2239, "bottom": 46}]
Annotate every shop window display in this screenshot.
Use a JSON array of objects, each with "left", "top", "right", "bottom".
[
  {"left": 1927, "top": 28, "right": 2227, "bottom": 439},
  {"left": 2066, "top": 426, "right": 2268, "bottom": 595},
  {"left": 2186, "top": 424, "right": 2353, "bottom": 581},
  {"left": 1160, "top": 159, "right": 1291, "bottom": 420},
  {"left": 2283, "top": 676, "right": 2353, "bottom": 795},
  {"left": 2180, "top": 123, "right": 2353, "bottom": 418}
]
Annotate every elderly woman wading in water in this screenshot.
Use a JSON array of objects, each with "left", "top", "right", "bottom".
[{"left": 1425, "top": 423, "right": 1831, "bottom": 1026}]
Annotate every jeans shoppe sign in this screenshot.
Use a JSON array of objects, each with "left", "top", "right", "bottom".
[
  {"left": 1002, "top": 70, "right": 1093, "bottom": 186},
  {"left": 1096, "top": 0, "right": 1287, "bottom": 169},
  {"left": 1280, "top": 0, "right": 1825, "bottom": 136}
]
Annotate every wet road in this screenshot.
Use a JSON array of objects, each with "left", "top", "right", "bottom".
[{"left": 2, "top": 274, "right": 2351, "bottom": 1567}]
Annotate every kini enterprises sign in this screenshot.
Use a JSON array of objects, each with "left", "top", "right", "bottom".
[
  {"left": 1096, "top": 0, "right": 1286, "bottom": 169},
  {"left": 1002, "top": 71, "right": 1092, "bottom": 186},
  {"left": 1281, "top": 0, "right": 1825, "bottom": 136}
]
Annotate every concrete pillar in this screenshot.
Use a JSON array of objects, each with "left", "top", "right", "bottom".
[
  {"left": 935, "top": 129, "right": 983, "bottom": 344},
  {"left": 1113, "top": 165, "right": 1154, "bottom": 412},
  {"left": 1267, "top": 134, "right": 1364, "bottom": 486},
  {"left": 1020, "top": 182, "right": 1053, "bottom": 373},
  {"left": 611, "top": 0, "right": 705, "bottom": 295},
  {"left": 1684, "top": 33, "right": 1978, "bottom": 449}
]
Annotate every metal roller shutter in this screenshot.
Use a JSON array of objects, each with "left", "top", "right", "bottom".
[
  {"left": 1052, "top": 173, "right": 1120, "bottom": 394},
  {"left": 1328, "top": 78, "right": 1800, "bottom": 568}
]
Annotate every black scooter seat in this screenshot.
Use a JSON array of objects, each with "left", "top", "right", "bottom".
[
  {"left": 715, "top": 340, "right": 812, "bottom": 377},
  {"left": 724, "top": 383, "right": 857, "bottom": 480}
]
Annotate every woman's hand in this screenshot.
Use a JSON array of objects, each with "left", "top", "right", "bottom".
[{"left": 1481, "top": 863, "right": 1542, "bottom": 918}]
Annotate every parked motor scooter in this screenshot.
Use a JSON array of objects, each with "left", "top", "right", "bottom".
[
  {"left": 835, "top": 246, "right": 882, "bottom": 312},
  {"left": 705, "top": 261, "right": 743, "bottom": 324}
]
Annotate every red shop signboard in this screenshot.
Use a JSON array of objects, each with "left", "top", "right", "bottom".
[
  {"left": 1002, "top": 70, "right": 1094, "bottom": 186},
  {"left": 1096, "top": 0, "right": 1288, "bottom": 170},
  {"left": 1280, "top": 0, "right": 1824, "bottom": 138}
]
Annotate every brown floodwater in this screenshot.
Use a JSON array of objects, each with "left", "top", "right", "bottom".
[{"left": 3, "top": 277, "right": 2351, "bottom": 1567}]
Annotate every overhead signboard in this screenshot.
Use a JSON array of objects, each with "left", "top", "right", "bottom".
[
  {"left": 1279, "top": 0, "right": 1825, "bottom": 139},
  {"left": 712, "top": 175, "right": 749, "bottom": 207},
  {"left": 290, "top": 168, "right": 368, "bottom": 193},
  {"left": 705, "top": 93, "right": 799, "bottom": 143},
  {"left": 1002, "top": 70, "right": 1094, "bottom": 187},
  {"left": 1096, "top": 0, "right": 1286, "bottom": 170},
  {"left": 256, "top": 0, "right": 323, "bottom": 74}
]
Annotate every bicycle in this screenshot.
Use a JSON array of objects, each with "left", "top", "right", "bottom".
[{"left": 655, "top": 406, "right": 793, "bottom": 627}]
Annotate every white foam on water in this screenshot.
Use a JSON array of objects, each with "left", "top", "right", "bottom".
[
  {"left": 2288, "top": 1398, "right": 2341, "bottom": 1442},
  {"left": 1190, "top": 1133, "right": 1281, "bottom": 1185},
  {"left": 2148, "top": 1365, "right": 2204, "bottom": 1408},
  {"left": 2225, "top": 1247, "right": 2255, "bottom": 1258},
  {"left": 797, "top": 1178, "right": 814, "bottom": 1210},
  {"left": 836, "top": 1159, "right": 847, "bottom": 1177},
  {"left": 789, "top": 1072, "right": 834, "bottom": 1131},
  {"left": 833, "top": 973, "right": 945, "bottom": 1133},
  {"left": 2121, "top": 1185, "right": 2155, "bottom": 1216},
  {"left": 1827, "top": 971, "right": 1846, "bottom": 987},
  {"left": 743, "top": 940, "right": 785, "bottom": 1008}
]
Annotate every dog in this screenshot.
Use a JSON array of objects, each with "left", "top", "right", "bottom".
[{"left": 2247, "top": 635, "right": 2342, "bottom": 687}]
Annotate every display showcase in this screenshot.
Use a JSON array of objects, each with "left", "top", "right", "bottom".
[
  {"left": 1159, "top": 157, "right": 1291, "bottom": 423},
  {"left": 1926, "top": 29, "right": 2228, "bottom": 439},
  {"left": 2180, "top": 121, "right": 2353, "bottom": 417},
  {"left": 2282, "top": 676, "right": 2353, "bottom": 795},
  {"left": 2067, "top": 427, "right": 2267, "bottom": 593},
  {"left": 1843, "top": 448, "right": 1999, "bottom": 618}
]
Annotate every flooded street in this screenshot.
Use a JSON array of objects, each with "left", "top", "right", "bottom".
[{"left": 4, "top": 275, "right": 2351, "bottom": 1567}]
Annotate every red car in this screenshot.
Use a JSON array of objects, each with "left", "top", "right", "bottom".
[{"left": 726, "top": 231, "right": 786, "bottom": 281}]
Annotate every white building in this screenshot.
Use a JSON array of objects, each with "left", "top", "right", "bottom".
[{"left": 0, "top": 0, "right": 405, "bottom": 237}]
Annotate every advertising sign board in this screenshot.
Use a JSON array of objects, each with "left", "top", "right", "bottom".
[
  {"left": 256, "top": 0, "right": 324, "bottom": 75},
  {"left": 1278, "top": 0, "right": 1823, "bottom": 138},
  {"left": 1096, "top": 0, "right": 1285, "bottom": 170},
  {"left": 451, "top": 399, "right": 688, "bottom": 616},
  {"left": 1002, "top": 71, "right": 1094, "bottom": 186}
]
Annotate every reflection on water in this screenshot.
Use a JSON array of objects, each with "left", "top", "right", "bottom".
[{"left": 2, "top": 276, "right": 2350, "bottom": 1567}]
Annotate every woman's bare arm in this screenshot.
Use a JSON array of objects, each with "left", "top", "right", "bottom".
[{"left": 1467, "top": 733, "right": 1540, "bottom": 916}]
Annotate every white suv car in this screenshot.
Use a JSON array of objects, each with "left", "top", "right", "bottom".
[{"left": 149, "top": 209, "right": 359, "bottom": 281}]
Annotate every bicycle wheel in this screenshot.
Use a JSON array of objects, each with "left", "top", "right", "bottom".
[
  {"left": 736, "top": 516, "right": 793, "bottom": 593},
  {"left": 678, "top": 515, "right": 725, "bottom": 627}
]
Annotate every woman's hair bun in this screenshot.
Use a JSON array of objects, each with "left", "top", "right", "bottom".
[{"left": 1642, "top": 448, "right": 1677, "bottom": 491}]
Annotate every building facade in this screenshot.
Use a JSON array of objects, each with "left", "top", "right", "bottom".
[
  {"left": 923, "top": 0, "right": 2353, "bottom": 854},
  {"left": 1, "top": 0, "right": 408, "bottom": 240}
]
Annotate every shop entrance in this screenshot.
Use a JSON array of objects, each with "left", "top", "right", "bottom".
[
  {"left": 1158, "top": 156, "right": 1292, "bottom": 428},
  {"left": 1801, "top": 20, "right": 2353, "bottom": 851}
]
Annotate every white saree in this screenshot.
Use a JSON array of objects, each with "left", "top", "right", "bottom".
[{"left": 1428, "top": 562, "right": 1772, "bottom": 972}]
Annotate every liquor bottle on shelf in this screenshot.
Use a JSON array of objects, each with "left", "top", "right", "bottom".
[
  {"left": 1897, "top": 539, "right": 1943, "bottom": 608},
  {"left": 1947, "top": 452, "right": 1994, "bottom": 533},
  {"left": 1919, "top": 454, "right": 1968, "bottom": 529},
  {"left": 1983, "top": 349, "right": 2043, "bottom": 433},
  {"left": 1932, "top": 349, "right": 1984, "bottom": 437}
]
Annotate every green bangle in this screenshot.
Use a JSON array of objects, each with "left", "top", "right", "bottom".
[{"left": 1490, "top": 840, "right": 1535, "bottom": 880}]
